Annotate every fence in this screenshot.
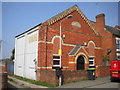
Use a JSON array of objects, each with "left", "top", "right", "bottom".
[{"left": 7, "top": 61, "right": 14, "bottom": 74}]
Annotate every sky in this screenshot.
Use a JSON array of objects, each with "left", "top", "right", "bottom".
[{"left": 1, "top": 2, "right": 119, "bottom": 59}]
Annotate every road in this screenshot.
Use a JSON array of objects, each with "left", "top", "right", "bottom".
[
  {"left": 7, "top": 76, "right": 120, "bottom": 89},
  {"left": 60, "top": 77, "right": 119, "bottom": 88},
  {"left": 89, "top": 81, "right": 119, "bottom": 88}
]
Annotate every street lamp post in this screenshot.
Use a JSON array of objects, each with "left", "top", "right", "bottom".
[{"left": 58, "top": 15, "right": 73, "bottom": 87}]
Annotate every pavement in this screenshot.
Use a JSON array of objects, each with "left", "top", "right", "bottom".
[
  {"left": 8, "top": 76, "right": 48, "bottom": 88},
  {"left": 59, "top": 76, "right": 119, "bottom": 88},
  {"left": 7, "top": 81, "right": 23, "bottom": 88},
  {"left": 8, "top": 75, "right": 119, "bottom": 89}
]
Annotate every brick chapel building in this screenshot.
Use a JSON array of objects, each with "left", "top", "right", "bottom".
[{"left": 14, "top": 5, "right": 120, "bottom": 84}]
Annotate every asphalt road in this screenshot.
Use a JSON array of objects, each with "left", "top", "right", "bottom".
[
  {"left": 7, "top": 76, "right": 119, "bottom": 89},
  {"left": 60, "top": 77, "right": 119, "bottom": 88},
  {"left": 88, "top": 81, "right": 119, "bottom": 88}
]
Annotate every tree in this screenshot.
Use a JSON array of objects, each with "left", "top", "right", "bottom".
[{"left": 10, "top": 48, "right": 15, "bottom": 61}]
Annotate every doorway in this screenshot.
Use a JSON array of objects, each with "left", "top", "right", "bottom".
[{"left": 77, "top": 56, "right": 85, "bottom": 70}]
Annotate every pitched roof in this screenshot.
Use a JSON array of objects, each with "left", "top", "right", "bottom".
[
  {"left": 15, "top": 23, "right": 42, "bottom": 38},
  {"left": 105, "top": 26, "right": 120, "bottom": 37},
  {"left": 89, "top": 20, "right": 120, "bottom": 37},
  {"left": 68, "top": 45, "right": 81, "bottom": 55},
  {"left": 45, "top": 5, "right": 99, "bottom": 35}
]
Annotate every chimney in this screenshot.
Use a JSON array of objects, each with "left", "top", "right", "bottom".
[
  {"left": 95, "top": 13, "right": 105, "bottom": 29},
  {"left": 115, "top": 25, "right": 120, "bottom": 30}
]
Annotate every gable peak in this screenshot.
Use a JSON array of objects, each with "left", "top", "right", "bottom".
[{"left": 45, "top": 5, "right": 99, "bottom": 35}]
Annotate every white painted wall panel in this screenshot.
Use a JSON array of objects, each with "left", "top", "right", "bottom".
[
  {"left": 14, "top": 28, "right": 38, "bottom": 80},
  {"left": 14, "top": 36, "right": 25, "bottom": 77},
  {"left": 25, "top": 31, "right": 38, "bottom": 80}
]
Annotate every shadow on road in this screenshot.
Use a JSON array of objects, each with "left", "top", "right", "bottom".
[
  {"left": 7, "top": 83, "right": 17, "bottom": 89},
  {"left": 111, "top": 79, "right": 120, "bottom": 83}
]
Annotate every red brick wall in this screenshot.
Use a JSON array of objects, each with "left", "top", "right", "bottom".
[
  {"left": 43, "top": 12, "right": 102, "bottom": 69},
  {"left": 91, "top": 13, "right": 116, "bottom": 63},
  {"left": 38, "top": 69, "right": 88, "bottom": 84},
  {"left": 88, "top": 42, "right": 95, "bottom": 56},
  {"left": 37, "top": 10, "right": 112, "bottom": 83},
  {"left": 0, "top": 66, "right": 8, "bottom": 89},
  {"left": 96, "top": 66, "right": 110, "bottom": 77},
  {"left": 39, "top": 69, "right": 57, "bottom": 84},
  {"left": 94, "top": 49, "right": 103, "bottom": 66},
  {"left": 62, "top": 70, "right": 88, "bottom": 83},
  {"left": 50, "top": 11, "right": 96, "bottom": 36},
  {"left": 53, "top": 37, "right": 60, "bottom": 54}
]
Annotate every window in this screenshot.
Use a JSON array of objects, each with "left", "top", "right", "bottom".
[
  {"left": 116, "top": 38, "right": 120, "bottom": 51},
  {"left": 53, "top": 56, "right": 60, "bottom": 67},
  {"left": 71, "top": 21, "right": 81, "bottom": 28},
  {"left": 89, "top": 57, "right": 94, "bottom": 66},
  {"left": 117, "top": 53, "right": 120, "bottom": 60}
]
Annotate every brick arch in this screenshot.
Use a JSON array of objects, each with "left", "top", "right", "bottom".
[
  {"left": 52, "top": 37, "right": 60, "bottom": 54},
  {"left": 87, "top": 40, "right": 95, "bottom": 56},
  {"left": 51, "top": 35, "right": 64, "bottom": 44},
  {"left": 75, "top": 52, "right": 89, "bottom": 64},
  {"left": 52, "top": 35, "right": 64, "bottom": 54},
  {"left": 87, "top": 40, "right": 96, "bottom": 47},
  {"left": 75, "top": 52, "right": 89, "bottom": 70}
]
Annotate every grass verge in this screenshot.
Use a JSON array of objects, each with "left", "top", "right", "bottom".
[
  {"left": 8, "top": 74, "right": 58, "bottom": 88},
  {"left": 8, "top": 78, "right": 18, "bottom": 84}
]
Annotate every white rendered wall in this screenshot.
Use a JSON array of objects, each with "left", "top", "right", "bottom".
[
  {"left": 25, "top": 30, "right": 38, "bottom": 80},
  {"left": 14, "top": 35, "right": 25, "bottom": 77},
  {"left": 14, "top": 28, "right": 38, "bottom": 80}
]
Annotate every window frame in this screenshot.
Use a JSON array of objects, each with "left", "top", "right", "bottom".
[
  {"left": 117, "top": 53, "right": 120, "bottom": 60},
  {"left": 89, "top": 57, "right": 94, "bottom": 66},
  {"left": 116, "top": 37, "right": 120, "bottom": 51},
  {"left": 53, "top": 55, "right": 60, "bottom": 67}
]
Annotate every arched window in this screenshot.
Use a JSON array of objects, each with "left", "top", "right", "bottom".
[
  {"left": 77, "top": 56, "right": 85, "bottom": 70},
  {"left": 53, "top": 37, "right": 60, "bottom": 54}
]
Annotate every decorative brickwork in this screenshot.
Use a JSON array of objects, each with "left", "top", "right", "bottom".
[{"left": 37, "top": 5, "right": 114, "bottom": 84}]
